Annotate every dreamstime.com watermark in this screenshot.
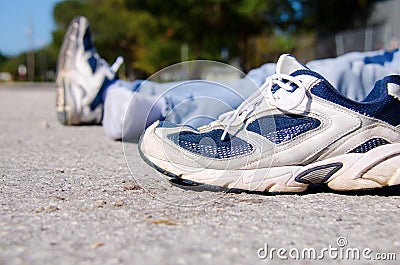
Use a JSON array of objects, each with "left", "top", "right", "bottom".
[{"left": 257, "top": 236, "right": 397, "bottom": 261}]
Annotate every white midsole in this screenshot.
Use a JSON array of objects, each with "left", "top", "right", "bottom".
[{"left": 144, "top": 143, "right": 400, "bottom": 192}]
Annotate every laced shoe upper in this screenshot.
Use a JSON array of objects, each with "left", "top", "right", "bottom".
[{"left": 139, "top": 54, "right": 400, "bottom": 172}]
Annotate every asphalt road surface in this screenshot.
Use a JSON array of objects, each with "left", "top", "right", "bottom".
[{"left": 0, "top": 83, "right": 399, "bottom": 265}]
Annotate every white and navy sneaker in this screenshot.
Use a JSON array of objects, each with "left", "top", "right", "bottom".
[
  {"left": 56, "top": 16, "right": 123, "bottom": 125},
  {"left": 139, "top": 54, "right": 400, "bottom": 193}
]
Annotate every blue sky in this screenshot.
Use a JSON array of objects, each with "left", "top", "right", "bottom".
[{"left": 0, "top": 0, "right": 62, "bottom": 56}]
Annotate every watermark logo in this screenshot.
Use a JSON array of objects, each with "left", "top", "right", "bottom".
[{"left": 257, "top": 236, "right": 397, "bottom": 261}]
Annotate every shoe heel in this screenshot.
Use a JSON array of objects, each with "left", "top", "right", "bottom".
[{"left": 326, "top": 144, "right": 400, "bottom": 190}]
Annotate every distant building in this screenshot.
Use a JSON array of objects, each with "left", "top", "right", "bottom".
[
  {"left": 370, "top": 0, "right": 400, "bottom": 49},
  {"left": 334, "top": 0, "right": 400, "bottom": 55}
]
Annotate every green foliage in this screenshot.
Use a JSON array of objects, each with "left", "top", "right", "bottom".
[
  {"left": 49, "top": 0, "right": 381, "bottom": 76},
  {"left": 0, "top": 45, "right": 58, "bottom": 81},
  {"left": 0, "top": 53, "right": 8, "bottom": 64},
  {"left": 0, "top": 0, "right": 381, "bottom": 81},
  {"left": 51, "top": 0, "right": 282, "bottom": 74},
  {"left": 301, "top": 0, "right": 378, "bottom": 35},
  {"left": 125, "top": 0, "right": 272, "bottom": 71},
  {"left": 0, "top": 53, "right": 25, "bottom": 78}
]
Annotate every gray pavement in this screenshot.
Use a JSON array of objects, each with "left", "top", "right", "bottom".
[{"left": 0, "top": 83, "right": 399, "bottom": 265}]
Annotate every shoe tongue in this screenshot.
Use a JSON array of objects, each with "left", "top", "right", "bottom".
[{"left": 276, "top": 54, "right": 307, "bottom": 75}]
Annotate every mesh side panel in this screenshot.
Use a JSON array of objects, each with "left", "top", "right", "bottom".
[
  {"left": 167, "top": 129, "right": 253, "bottom": 159},
  {"left": 295, "top": 163, "right": 343, "bottom": 184},
  {"left": 247, "top": 114, "right": 321, "bottom": 144},
  {"left": 349, "top": 138, "right": 390, "bottom": 153}
]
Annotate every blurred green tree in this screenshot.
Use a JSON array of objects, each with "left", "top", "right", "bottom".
[
  {"left": 49, "top": 0, "right": 381, "bottom": 76},
  {"left": 125, "top": 0, "right": 270, "bottom": 71},
  {"left": 52, "top": 0, "right": 273, "bottom": 74}
]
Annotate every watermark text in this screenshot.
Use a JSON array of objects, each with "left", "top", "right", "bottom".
[{"left": 257, "top": 237, "right": 397, "bottom": 261}]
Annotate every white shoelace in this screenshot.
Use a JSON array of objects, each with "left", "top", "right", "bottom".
[
  {"left": 219, "top": 73, "right": 306, "bottom": 141},
  {"left": 85, "top": 50, "right": 124, "bottom": 79},
  {"left": 110, "top": 56, "right": 124, "bottom": 73}
]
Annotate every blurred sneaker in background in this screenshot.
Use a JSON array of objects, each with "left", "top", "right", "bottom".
[{"left": 56, "top": 16, "right": 123, "bottom": 125}]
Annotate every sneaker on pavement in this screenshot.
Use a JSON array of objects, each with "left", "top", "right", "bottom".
[
  {"left": 139, "top": 54, "right": 400, "bottom": 193},
  {"left": 56, "top": 16, "right": 123, "bottom": 125}
]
